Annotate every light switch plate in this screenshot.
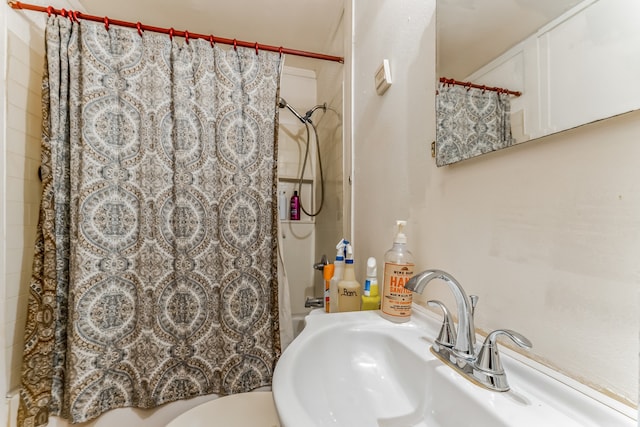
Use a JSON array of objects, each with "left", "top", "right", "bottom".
[{"left": 374, "top": 59, "right": 392, "bottom": 95}]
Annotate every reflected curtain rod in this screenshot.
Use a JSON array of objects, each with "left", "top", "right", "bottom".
[
  {"left": 8, "top": 1, "right": 345, "bottom": 64},
  {"left": 439, "top": 77, "right": 521, "bottom": 97}
]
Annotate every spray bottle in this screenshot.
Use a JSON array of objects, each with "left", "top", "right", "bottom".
[
  {"left": 337, "top": 243, "right": 361, "bottom": 312},
  {"left": 361, "top": 257, "right": 380, "bottom": 310},
  {"left": 381, "top": 220, "right": 415, "bottom": 323},
  {"left": 329, "top": 239, "right": 348, "bottom": 313},
  {"left": 323, "top": 263, "right": 335, "bottom": 313}
]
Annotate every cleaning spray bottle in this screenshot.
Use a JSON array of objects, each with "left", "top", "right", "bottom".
[
  {"left": 361, "top": 257, "right": 380, "bottom": 310},
  {"left": 337, "top": 243, "right": 361, "bottom": 312},
  {"left": 329, "top": 239, "right": 348, "bottom": 313},
  {"left": 323, "top": 263, "right": 335, "bottom": 313},
  {"left": 381, "top": 220, "right": 415, "bottom": 323}
]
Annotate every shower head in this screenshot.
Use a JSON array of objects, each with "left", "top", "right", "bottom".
[{"left": 278, "top": 97, "right": 306, "bottom": 124}]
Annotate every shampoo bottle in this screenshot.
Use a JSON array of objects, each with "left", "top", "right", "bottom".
[
  {"left": 338, "top": 243, "right": 361, "bottom": 312},
  {"left": 329, "top": 239, "right": 347, "bottom": 313},
  {"left": 278, "top": 190, "right": 287, "bottom": 220},
  {"left": 361, "top": 257, "right": 381, "bottom": 310},
  {"left": 381, "top": 220, "right": 415, "bottom": 323},
  {"left": 290, "top": 191, "right": 300, "bottom": 220}
]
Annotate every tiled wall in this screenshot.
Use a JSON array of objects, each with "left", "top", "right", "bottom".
[
  {"left": 278, "top": 66, "right": 319, "bottom": 319},
  {"left": 3, "top": 26, "right": 44, "bottom": 394}
]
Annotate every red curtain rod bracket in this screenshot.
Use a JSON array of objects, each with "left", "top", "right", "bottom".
[
  {"left": 439, "top": 77, "right": 522, "bottom": 97},
  {"left": 8, "top": 1, "right": 345, "bottom": 64}
]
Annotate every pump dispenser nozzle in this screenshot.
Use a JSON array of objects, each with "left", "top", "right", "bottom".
[{"left": 394, "top": 220, "right": 407, "bottom": 244}]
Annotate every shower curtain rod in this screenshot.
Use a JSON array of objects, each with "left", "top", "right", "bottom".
[
  {"left": 439, "top": 77, "right": 522, "bottom": 97},
  {"left": 8, "top": 1, "right": 345, "bottom": 64}
]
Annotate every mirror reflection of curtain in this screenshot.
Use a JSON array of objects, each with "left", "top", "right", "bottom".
[
  {"left": 19, "top": 16, "right": 283, "bottom": 426},
  {"left": 436, "top": 83, "right": 514, "bottom": 166}
]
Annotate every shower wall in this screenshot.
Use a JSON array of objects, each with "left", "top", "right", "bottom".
[
  {"left": 1, "top": 6, "right": 45, "bottom": 425},
  {"left": 278, "top": 58, "right": 345, "bottom": 328},
  {"left": 278, "top": 66, "right": 319, "bottom": 333},
  {"left": 314, "top": 7, "right": 346, "bottom": 299}
]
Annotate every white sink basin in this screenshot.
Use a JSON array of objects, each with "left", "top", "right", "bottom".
[{"left": 273, "top": 307, "right": 635, "bottom": 427}]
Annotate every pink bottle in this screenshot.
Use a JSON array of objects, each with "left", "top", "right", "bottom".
[{"left": 290, "top": 191, "right": 300, "bottom": 220}]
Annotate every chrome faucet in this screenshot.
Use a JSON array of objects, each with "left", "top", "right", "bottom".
[
  {"left": 405, "top": 269, "right": 532, "bottom": 392},
  {"left": 405, "top": 269, "right": 477, "bottom": 359}
]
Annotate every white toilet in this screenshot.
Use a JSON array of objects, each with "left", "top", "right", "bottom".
[{"left": 165, "top": 392, "right": 281, "bottom": 427}]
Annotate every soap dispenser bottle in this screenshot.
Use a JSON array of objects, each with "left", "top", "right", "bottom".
[
  {"left": 361, "top": 257, "right": 381, "bottom": 310},
  {"left": 381, "top": 220, "right": 415, "bottom": 323},
  {"left": 337, "top": 243, "right": 361, "bottom": 312}
]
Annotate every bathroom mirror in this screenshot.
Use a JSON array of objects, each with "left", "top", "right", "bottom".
[{"left": 436, "top": 0, "right": 640, "bottom": 160}]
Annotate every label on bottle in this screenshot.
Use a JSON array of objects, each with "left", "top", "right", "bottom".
[
  {"left": 381, "top": 262, "right": 415, "bottom": 318},
  {"left": 324, "top": 280, "right": 330, "bottom": 313},
  {"left": 338, "top": 282, "right": 361, "bottom": 312}
]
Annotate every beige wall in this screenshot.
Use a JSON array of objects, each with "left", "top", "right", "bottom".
[{"left": 349, "top": 0, "right": 637, "bottom": 406}]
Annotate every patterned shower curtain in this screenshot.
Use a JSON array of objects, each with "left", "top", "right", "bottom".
[
  {"left": 19, "top": 16, "right": 282, "bottom": 426},
  {"left": 436, "top": 82, "right": 514, "bottom": 166}
]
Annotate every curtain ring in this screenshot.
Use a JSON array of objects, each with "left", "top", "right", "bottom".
[
  {"left": 104, "top": 16, "right": 109, "bottom": 31},
  {"left": 60, "top": 8, "right": 66, "bottom": 17},
  {"left": 254, "top": 42, "right": 259, "bottom": 55},
  {"left": 169, "top": 27, "right": 174, "bottom": 41},
  {"left": 233, "top": 39, "right": 237, "bottom": 50},
  {"left": 136, "top": 22, "right": 143, "bottom": 37},
  {"left": 184, "top": 30, "right": 190, "bottom": 44},
  {"left": 279, "top": 46, "right": 283, "bottom": 57},
  {"left": 209, "top": 35, "right": 215, "bottom": 48},
  {"left": 46, "top": 5, "right": 53, "bottom": 16},
  {"left": 67, "top": 10, "right": 75, "bottom": 22},
  {"left": 73, "top": 10, "right": 80, "bottom": 22}
]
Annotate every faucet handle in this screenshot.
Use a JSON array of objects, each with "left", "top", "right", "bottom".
[
  {"left": 427, "top": 300, "right": 456, "bottom": 348},
  {"left": 476, "top": 329, "right": 532, "bottom": 374}
]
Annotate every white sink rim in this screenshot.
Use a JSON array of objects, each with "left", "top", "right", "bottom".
[{"left": 273, "top": 305, "right": 636, "bottom": 427}]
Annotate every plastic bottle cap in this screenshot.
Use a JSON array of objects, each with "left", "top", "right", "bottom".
[
  {"left": 394, "top": 220, "right": 407, "bottom": 244},
  {"left": 366, "top": 257, "right": 377, "bottom": 276}
]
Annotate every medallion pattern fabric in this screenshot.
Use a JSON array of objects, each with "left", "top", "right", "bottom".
[
  {"left": 436, "top": 82, "right": 514, "bottom": 166},
  {"left": 19, "top": 16, "right": 282, "bottom": 426}
]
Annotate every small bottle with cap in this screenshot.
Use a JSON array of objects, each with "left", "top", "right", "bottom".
[{"left": 361, "top": 257, "right": 381, "bottom": 310}]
